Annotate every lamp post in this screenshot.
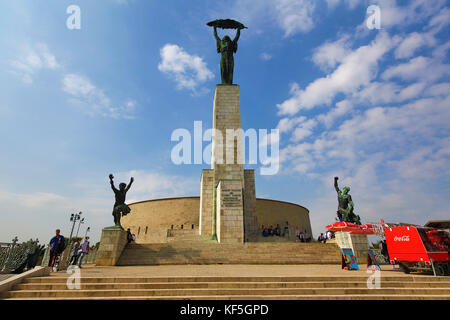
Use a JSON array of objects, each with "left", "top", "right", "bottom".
[
  {"left": 84, "top": 227, "right": 90, "bottom": 239},
  {"left": 75, "top": 217, "right": 85, "bottom": 239},
  {"left": 68, "top": 212, "right": 82, "bottom": 245}
]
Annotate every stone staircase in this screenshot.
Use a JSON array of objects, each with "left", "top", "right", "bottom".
[
  {"left": 2, "top": 275, "right": 450, "bottom": 300},
  {"left": 116, "top": 242, "right": 342, "bottom": 265}
]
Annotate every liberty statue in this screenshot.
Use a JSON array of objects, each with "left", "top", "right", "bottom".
[{"left": 207, "top": 19, "right": 247, "bottom": 85}]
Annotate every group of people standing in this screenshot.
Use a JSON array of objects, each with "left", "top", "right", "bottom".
[
  {"left": 295, "top": 228, "right": 312, "bottom": 243},
  {"left": 261, "top": 222, "right": 291, "bottom": 238},
  {"left": 262, "top": 222, "right": 314, "bottom": 243},
  {"left": 260, "top": 223, "right": 336, "bottom": 244},
  {"left": 48, "top": 229, "right": 91, "bottom": 270},
  {"left": 317, "top": 231, "right": 334, "bottom": 243}
]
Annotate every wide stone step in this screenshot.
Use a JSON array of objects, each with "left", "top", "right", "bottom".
[
  {"left": 122, "top": 249, "right": 341, "bottom": 254},
  {"left": 23, "top": 275, "right": 449, "bottom": 283},
  {"left": 4, "top": 287, "right": 450, "bottom": 298},
  {"left": 13, "top": 281, "right": 450, "bottom": 290},
  {"left": 117, "top": 260, "right": 343, "bottom": 265},
  {"left": 130, "top": 244, "right": 338, "bottom": 249}
]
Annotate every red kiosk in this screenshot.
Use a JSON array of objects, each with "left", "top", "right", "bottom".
[{"left": 326, "top": 220, "right": 450, "bottom": 276}]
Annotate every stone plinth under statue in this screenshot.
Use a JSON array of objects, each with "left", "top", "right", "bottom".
[
  {"left": 95, "top": 227, "right": 128, "bottom": 266},
  {"left": 199, "top": 84, "right": 258, "bottom": 243},
  {"left": 216, "top": 180, "right": 244, "bottom": 243}
]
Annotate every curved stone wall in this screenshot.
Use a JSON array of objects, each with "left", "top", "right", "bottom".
[
  {"left": 255, "top": 199, "right": 312, "bottom": 240},
  {"left": 122, "top": 197, "right": 311, "bottom": 243}
]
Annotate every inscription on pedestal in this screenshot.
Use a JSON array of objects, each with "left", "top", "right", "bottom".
[
  {"left": 221, "top": 189, "right": 242, "bottom": 207},
  {"left": 216, "top": 180, "right": 244, "bottom": 243}
]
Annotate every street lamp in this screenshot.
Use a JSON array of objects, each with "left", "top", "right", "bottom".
[
  {"left": 75, "top": 217, "right": 85, "bottom": 239},
  {"left": 84, "top": 227, "right": 90, "bottom": 239},
  {"left": 68, "top": 211, "right": 82, "bottom": 245}
]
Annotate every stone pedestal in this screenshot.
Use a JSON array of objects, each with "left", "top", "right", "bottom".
[
  {"left": 95, "top": 227, "right": 128, "bottom": 266},
  {"left": 335, "top": 231, "right": 369, "bottom": 266},
  {"left": 216, "top": 180, "right": 244, "bottom": 243},
  {"left": 199, "top": 84, "right": 258, "bottom": 241}
]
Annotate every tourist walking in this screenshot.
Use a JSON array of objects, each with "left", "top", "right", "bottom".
[
  {"left": 48, "top": 229, "right": 65, "bottom": 269},
  {"left": 78, "top": 237, "right": 90, "bottom": 268},
  {"left": 69, "top": 239, "right": 81, "bottom": 265}
]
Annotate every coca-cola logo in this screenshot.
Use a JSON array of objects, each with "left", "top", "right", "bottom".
[{"left": 394, "top": 236, "right": 410, "bottom": 242}]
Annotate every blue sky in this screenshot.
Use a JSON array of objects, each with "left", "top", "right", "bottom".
[{"left": 0, "top": 0, "right": 449, "bottom": 244}]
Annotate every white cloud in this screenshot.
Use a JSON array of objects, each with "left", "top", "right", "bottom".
[
  {"left": 276, "top": 116, "right": 318, "bottom": 141},
  {"left": 275, "top": 0, "right": 316, "bottom": 37},
  {"left": 352, "top": 81, "right": 426, "bottom": 105},
  {"left": 291, "top": 118, "right": 318, "bottom": 142},
  {"left": 0, "top": 191, "right": 65, "bottom": 209},
  {"left": 317, "top": 99, "right": 353, "bottom": 128},
  {"left": 277, "top": 32, "right": 398, "bottom": 115},
  {"left": 382, "top": 56, "right": 450, "bottom": 82},
  {"left": 425, "top": 82, "right": 450, "bottom": 96},
  {"left": 277, "top": 116, "right": 307, "bottom": 133},
  {"left": 158, "top": 44, "right": 214, "bottom": 94},
  {"left": 224, "top": 0, "right": 316, "bottom": 37},
  {"left": 9, "top": 43, "right": 59, "bottom": 84},
  {"left": 371, "top": 0, "right": 446, "bottom": 29},
  {"left": 395, "top": 32, "right": 436, "bottom": 59},
  {"left": 326, "top": 0, "right": 360, "bottom": 10},
  {"left": 62, "top": 74, "right": 136, "bottom": 119},
  {"left": 432, "top": 41, "right": 450, "bottom": 59},
  {"left": 426, "top": 6, "right": 450, "bottom": 33},
  {"left": 312, "top": 34, "right": 352, "bottom": 72}
]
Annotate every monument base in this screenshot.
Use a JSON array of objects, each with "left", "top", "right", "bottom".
[
  {"left": 95, "top": 227, "right": 128, "bottom": 266},
  {"left": 216, "top": 180, "right": 244, "bottom": 243},
  {"left": 335, "top": 231, "right": 369, "bottom": 266}
]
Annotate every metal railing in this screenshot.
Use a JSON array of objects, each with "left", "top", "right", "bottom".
[{"left": 0, "top": 237, "right": 43, "bottom": 273}]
